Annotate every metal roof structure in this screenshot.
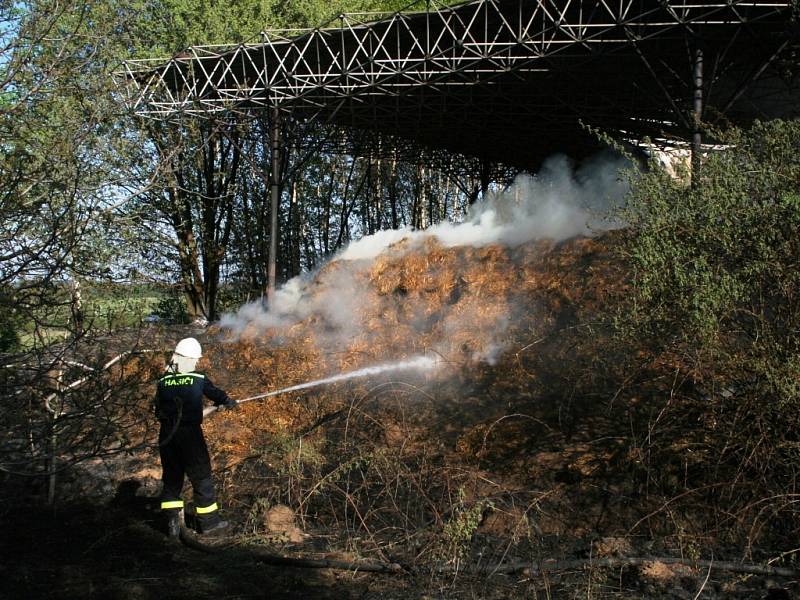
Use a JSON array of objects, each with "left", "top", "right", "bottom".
[{"left": 120, "top": 0, "right": 796, "bottom": 170}]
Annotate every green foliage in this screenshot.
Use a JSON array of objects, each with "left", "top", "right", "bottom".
[
  {"left": 1, "top": 0, "right": 142, "bottom": 348},
  {"left": 127, "top": 0, "right": 465, "bottom": 56},
  {"left": 152, "top": 290, "right": 190, "bottom": 324},
  {"left": 88, "top": 291, "right": 159, "bottom": 330},
  {"left": 598, "top": 120, "right": 800, "bottom": 549},
  {"left": 439, "top": 487, "right": 491, "bottom": 561},
  {"left": 126, "top": 0, "right": 276, "bottom": 55},
  {"left": 270, "top": 0, "right": 431, "bottom": 29},
  {"left": 621, "top": 118, "right": 800, "bottom": 410},
  {"left": 0, "top": 305, "right": 21, "bottom": 353}
]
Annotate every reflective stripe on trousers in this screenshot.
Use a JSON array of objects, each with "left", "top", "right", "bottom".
[{"left": 196, "top": 502, "right": 218, "bottom": 514}]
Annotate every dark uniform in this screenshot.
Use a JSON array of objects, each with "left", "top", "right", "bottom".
[{"left": 154, "top": 371, "right": 234, "bottom": 533}]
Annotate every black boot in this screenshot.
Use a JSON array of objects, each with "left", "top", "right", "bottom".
[
  {"left": 167, "top": 511, "right": 182, "bottom": 538},
  {"left": 199, "top": 519, "right": 229, "bottom": 536}
]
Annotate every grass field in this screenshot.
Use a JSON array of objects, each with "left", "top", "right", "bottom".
[{"left": 15, "top": 284, "right": 168, "bottom": 348}]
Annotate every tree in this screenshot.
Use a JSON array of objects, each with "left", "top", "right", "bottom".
[
  {"left": 119, "top": 0, "right": 488, "bottom": 319},
  {"left": 121, "top": 0, "right": 274, "bottom": 315},
  {"left": 0, "top": 0, "right": 157, "bottom": 500},
  {"left": 131, "top": 119, "right": 241, "bottom": 321}
]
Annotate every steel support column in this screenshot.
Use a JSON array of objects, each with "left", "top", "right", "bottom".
[
  {"left": 692, "top": 48, "right": 704, "bottom": 182},
  {"left": 268, "top": 107, "right": 282, "bottom": 304}
]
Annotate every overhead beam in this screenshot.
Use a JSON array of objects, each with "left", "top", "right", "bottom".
[{"left": 116, "top": 0, "right": 796, "bottom": 170}]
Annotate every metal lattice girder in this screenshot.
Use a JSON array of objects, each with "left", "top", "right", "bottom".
[{"left": 118, "top": 0, "right": 796, "bottom": 168}]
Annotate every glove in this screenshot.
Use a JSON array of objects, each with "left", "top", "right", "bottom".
[{"left": 220, "top": 398, "right": 237, "bottom": 411}]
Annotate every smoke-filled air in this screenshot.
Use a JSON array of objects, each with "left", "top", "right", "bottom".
[{"left": 218, "top": 152, "right": 630, "bottom": 368}]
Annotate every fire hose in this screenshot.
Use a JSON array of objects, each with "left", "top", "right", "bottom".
[
  {"left": 202, "top": 354, "right": 439, "bottom": 418},
  {"left": 202, "top": 387, "right": 290, "bottom": 417}
]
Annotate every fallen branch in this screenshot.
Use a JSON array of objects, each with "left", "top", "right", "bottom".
[
  {"left": 488, "top": 557, "right": 800, "bottom": 578},
  {"left": 178, "top": 526, "right": 404, "bottom": 574},
  {"left": 42, "top": 349, "right": 160, "bottom": 406},
  {"left": 178, "top": 526, "right": 799, "bottom": 580}
]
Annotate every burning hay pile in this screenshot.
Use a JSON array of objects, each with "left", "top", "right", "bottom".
[
  {"left": 204, "top": 232, "right": 624, "bottom": 432},
  {"left": 199, "top": 227, "right": 630, "bottom": 540},
  {"left": 209, "top": 234, "right": 623, "bottom": 391}
]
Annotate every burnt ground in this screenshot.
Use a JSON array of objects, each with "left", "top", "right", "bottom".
[
  {"left": 3, "top": 382, "right": 799, "bottom": 600},
  {"left": 3, "top": 371, "right": 798, "bottom": 600},
  {"left": 1, "top": 485, "right": 796, "bottom": 600},
  {"left": 0, "top": 494, "right": 375, "bottom": 600}
]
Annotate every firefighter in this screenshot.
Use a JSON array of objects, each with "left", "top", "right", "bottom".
[{"left": 154, "top": 337, "right": 236, "bottom": 537}]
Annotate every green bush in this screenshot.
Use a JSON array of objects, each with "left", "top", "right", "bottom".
[
  {"left": 622, "top": 119, "right": 800, "bottom": 411},
  {"left": 153, "top": 291, "right": 190, "bottom": 324},
  {"left": 617, "top": 120, "right": 800, "bottom": 545}
]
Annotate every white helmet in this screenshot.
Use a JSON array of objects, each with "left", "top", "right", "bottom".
[{"left": 174, "top": 337, "right": 202, "bottom": 359}]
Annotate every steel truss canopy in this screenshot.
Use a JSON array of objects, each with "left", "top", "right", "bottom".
[{"left": 120, "top": 0, "right": 796, "bottom": 169}]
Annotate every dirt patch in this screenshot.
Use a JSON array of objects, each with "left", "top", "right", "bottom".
[{"left": 263, "top": 504, "right": 307, "bottom": 543}]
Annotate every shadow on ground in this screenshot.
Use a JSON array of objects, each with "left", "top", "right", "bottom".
[{"left": 0, "top": 481, "right": 368, "bottom": 600}]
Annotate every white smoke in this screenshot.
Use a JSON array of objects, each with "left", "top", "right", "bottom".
[
  {"left": 219, "top": 152, "right": 630, "bottom": 351},
  {"left": 338, "top": 152, "right": 627, "bottom": 261}
]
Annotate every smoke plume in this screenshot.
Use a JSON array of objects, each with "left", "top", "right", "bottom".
[{"left": 219, "top": 152, "right": 630, "bottom": 364}]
